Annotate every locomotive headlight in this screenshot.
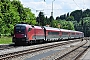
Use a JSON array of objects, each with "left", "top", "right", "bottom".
[
  {"left": 14, "top": 35, "right": 15, "bottom": 37},
  {"left": 24, "top": 35, "right": 26, "bottom": 37}
]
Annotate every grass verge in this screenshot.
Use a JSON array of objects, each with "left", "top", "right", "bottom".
[{"left": 0, "top": 37, "right": 12, "bottom": 44}]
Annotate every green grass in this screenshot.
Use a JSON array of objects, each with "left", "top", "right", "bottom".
[{"left": 0, "top": 37, "right": 12, "bottom": 44}]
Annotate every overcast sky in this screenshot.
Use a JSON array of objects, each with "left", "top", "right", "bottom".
[{"left": 19, "top": 0, "right": 90, "bottom": 18}]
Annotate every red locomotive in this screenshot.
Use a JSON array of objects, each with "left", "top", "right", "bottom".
[{"left": 12, "top": 24, "right": 84, "bottom": 45}]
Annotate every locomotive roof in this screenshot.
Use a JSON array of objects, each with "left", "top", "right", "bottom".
[
  {"left": 15, "top": 24, "right": 43, "bottom": 29},
  {"left": 15, "top": 24, "right": 29, "bottom": 27}
]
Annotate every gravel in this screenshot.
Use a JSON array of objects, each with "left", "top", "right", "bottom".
[
  {"left": 7, "top": 40, "right": 83, "bottom": 60},
  {"left": 0, "top": 41, "right": 69, "bottom": 55}
]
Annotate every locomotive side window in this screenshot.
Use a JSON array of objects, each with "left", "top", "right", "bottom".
[{"left": 28, "top": 28, "right": 32, "bottom": 32}]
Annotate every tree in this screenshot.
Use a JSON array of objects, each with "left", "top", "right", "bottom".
[
  {"left": 74, "top": 17, "right": 90, "bottom": 36},
  {"left": 49, "top": 16, "right": 54, "bottom": 27},
  {"left": 11, "top": 0, "right": 25, "bottom": 21},
  {"left": 60, "top": 14, "right": 67, "bottom": 20},
  {"left": 0, "top": 0, "right": 36, "bottom": 36},
  {"left": 37, "top": 12, "right": 46, "bottom": 26},
  {"left": 23, "top": 8, "right": 36, "bottom": 24},
  {"left": 56, "top": 16, "right": 60, "bottom": 20},
  {"left": 67, "top": 12, "right": 69, "bottom": 17},
  {"left": 70, "top": 10, "right": 82, "bottom": 22},
  {"left": 66, "top": 16, "right": 74, "bottom": 21},
  {"left": 58, "top": 20, "right": 74, "bottom": 30},
  {"left": 52, "top": 20, "right": 58, "bottom": 28},
  {"left": 82, "top": 9, "right": 90, "bottom": 18}
]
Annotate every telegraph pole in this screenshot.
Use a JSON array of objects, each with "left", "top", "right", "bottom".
[
  {"left": 44, "top": 0, "right": 55, "bottom": 17},
  {"left": 51, "top": 0, "right": 55, "bottom": 17}
]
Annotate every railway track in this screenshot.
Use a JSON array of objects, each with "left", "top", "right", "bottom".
[
  {"left": 55, "top": 40, "right": 88, "bottom": 60},
  {"left": 0, "top": 39, "right": 80, "bottom": 60},
  {"left": 40, "top": 39, "right": 89, "bottom": 60},
  {"left": 0, "top": 44, "right": 21, "bottom": 50},
  {"left": 0, "top": 44, "right": 14, "bottom": 50}
]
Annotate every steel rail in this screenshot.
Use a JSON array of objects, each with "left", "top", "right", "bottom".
[
  {"left": 0, "top": 40, "right": 80, "bottom": 60},
  {"left": 55, "top": 40, "right": 88, "bottom": 60}
]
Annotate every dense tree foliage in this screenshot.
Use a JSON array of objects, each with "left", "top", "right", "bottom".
[
  {"left": 36, "top": 12, "right": 46, "bottom": 26},
  {"left": 56, "top": 9, "right": 90, "bottom": 36},
  {"left": 77, "top": 17, "right": 90, "bottom": 37},
  {"left": 82, "top": 9, "right": 90, "bottom": 18},
  {"left": 0, "top": 0, "right": 90, "bottom": 37},
  {"left": 36, "top": 12, "right": 54, "bottom": 26},
  {"left": 70, "top": 10, "right": 82, "bottom": 22},
  {"left": 52, "top": 20, "right": 74, "bottom": 30},
  {"left": 0, "top": 0, "right": 36, "bottom": 36}
]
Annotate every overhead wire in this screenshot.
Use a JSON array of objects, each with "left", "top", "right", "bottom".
[
  {"left": 83, "top": 0, "right": 85, "bottom": 9},
  {"left": 73, "top": 0, "right": 81, "bottom": 9}
]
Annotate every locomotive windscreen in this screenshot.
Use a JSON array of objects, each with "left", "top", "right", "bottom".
[{"left": 15, "top": 26, "right": 26, "bottom": 34}]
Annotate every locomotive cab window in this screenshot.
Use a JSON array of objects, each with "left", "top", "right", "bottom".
[
  {"left": 15, "top": 26, "right": 26, "bottom": 34},
  {"left": 16, "top": 27, "right": 20, "bottom": 29}
]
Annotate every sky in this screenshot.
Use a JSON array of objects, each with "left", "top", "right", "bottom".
[{"left": 19, "top": 0, "right": 90, "bottom": 18}]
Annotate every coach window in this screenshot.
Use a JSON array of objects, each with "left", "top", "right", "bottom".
[
  {"left": 53, "top": 32, "right": 59, "bottom": 35},
  {"left": 72, "top": 33, "right": 75, "bottom": 35},
  {"left": 48, "top": 32, "right": 52, "bottom": 35},
  {"left": 76, "top": 33, "right": 78, "bottom": 35},
  {"left": 62, "top": 32, "right": 68, "bottom": 35},
  {"left": 28, "top": 28, "right": 32, "bottom": 32},
  {"left": 48, "top": 32, "right": 59, "bottom": 35}
]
